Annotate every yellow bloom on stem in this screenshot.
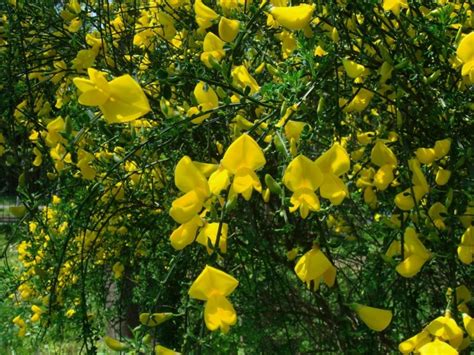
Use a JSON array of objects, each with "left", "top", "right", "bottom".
[
  {"left": 457, "top": 226, "right": 473, "bottom": 264},
  {"left": 139, "top": 312, "right": 173, "bottom": 327},
  {"left": 269, "top": 4, "right": 315, "bottom": 31},
  {"left": 194, "top": 0, "right": 219, "bottom": 29},
  {"left": 392, "top": 227, "right": 431, "bottom": 278},
  {"left": 155, "top": 344, "right": 181, "bottom": 355},
  {"left": 169, "top": 215, "right": 203, "bottom": 250},
  {"left": 73, "top": 68, "right": 150, "bottom": 124},
  {"left": 457, "top": 32, "right": 474, "bottom": 84},
  {"left": 188, "top": 81, "right": 219, "bottom": 124},
  {"left": 231, "top": 65, "right": 260, "bottom": 94},
  {"left": 189, "top": 265, "right": 239, "bottom": 333},
  {"left": 342, "top": 59, "right": 367, "bottom": 79},
  {"left": 104, "top": 336, "right": 129, "bottom": 351},
  {"left": 170, "top": 156, "right": 210, "bottom": 224},
  {"left": 201, "top": 32, "right": 225, "bottom": 68},
  {"left": 463, "top": 313, "right": 474, "bottom": 337},
  {"left": 315, "top": 143, "right": 350, "bottom": 205},
  {"left": 399, "top": 330, "right": 431, "bottom": 354},
  {"left": 196, "top": 222, "right": 228, "bottom": 254},
  {"left": 426, "top": 314, "right": 463, "bottom": 349},
  {"left": 221, "top": 134, "right": 266, "bottom": 200},
  {"left": 294, "top": 247, "right": 336, "bottom": 290},
  {"left": 352, "top": 303, "right": 392, "bottom": 331},
  {"left": 342, "top": 88, "right": 374, "bottom": 112},
  {"left": 383, "top": 0, "right": 408, "bottom": 16},
  {"left": 283, "top": 155, "right": 323, "bottom": 218},
  {"left": 218, "top": 17, "right": 240, "bottom": 42},
  {"left": 418, "top": 339, "right": 458, "bottom": 355}
]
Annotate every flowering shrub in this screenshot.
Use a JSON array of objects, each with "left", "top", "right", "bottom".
[{"left": 0, "top": 0, "right": 473, "bottom": 353}]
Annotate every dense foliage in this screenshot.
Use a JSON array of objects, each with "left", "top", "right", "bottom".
[{"left": 0, "top": 0, "right": 473, "bottom": 353}]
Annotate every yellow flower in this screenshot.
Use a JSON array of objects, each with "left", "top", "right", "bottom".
[
  {"left": 315, "top": 143, "right": 350, "bottom": 205},
  {"left": 294, "top": 247, "right": 336, "bottom": 290},
  {"left": 231, "top": 65, "right": 260, "bottom": 94},
  {"left": 196, "top": 222, "right": 228, "bottom": 254},
  {"left": 457, "top": 32, "right": 474, "bottom": 84},
  {"left": 390, "top": 227, "right": 431, "bottom": 278},
  {"left": 342, "top": 59, "right": 368, "bottom": 79},
  {"left": 383, "top": 0, "right": 408, "bottom": 16},
  {"left": 352, "top": 304, "right": 392, "bottom": 331},
  {"left": 188, "top": 81, "right": 219, "bottom": 124},
  {"left": 169, "top": 215, "right": 203, "bottom": 250},
  {"left": 139, "top": 312, "right": 174, "bottom": 327},
  {"left": 201, "top": 32, "right": 225, "bottom": 68},
  {"left": 418, "top": 339, "right": 458, "bottom": 355},
  {"left": 221, "top": 134, "right": 266, "bottom": 200},
  {"left": 169, "top": 156, "right": 210, "bottom": 224},
  {"left": 426, "top": 314, "right": 463, "bottom": 349},
  {"left": 73, "top": 68, "right": 150, "bottom": 124},
  {"left": 428, "top": 202, "right": 447, "bottom": 230},
  {"left": 194, "top": 0, "right": 219, "bottom": 29},
  {"left": 218, "top": 17, "right": 240, "bottom": 42},
  {"left": 270, "top": 4, "right": 315, "bottom": 31},
  {"left": 104, "top": 336, "right": 129, "bottom": 351},
  {"left": 342, "top": 88, "right": 374, "bottom": 112},
  {"left": 457, "top": 226, "right": 473, "bottom": 264},
  {"left": 283, "top": 155, "right": 323, "bottom": 218},
  {"left": 155, "top": 344, "right": 181, "bottom": 355},
  {"left": 399, "top": 330, "right": 431, "bottom": 354},
  {"left": 189, "top": 265, "right": 239, "bottom": 333}
]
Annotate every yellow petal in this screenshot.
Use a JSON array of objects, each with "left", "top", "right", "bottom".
[
  {"left": 284, "top": 120, "right": 307, "bottom": 142},
  {"left": 204, "top": 295, "right": 237, "bottom": 333},
  {"left": 289, "top": 188, "right": 320, "bottom": 218},
  {"left": 315, "top": 143, "right": 350, "bottom": 176},
  {"left": 371, "top": 140, "right": 397, "bottom": 167},
  {"left": 221, "top": 134, "right": 266, "bottom": 173},
  {"left": 415, "top": 148, "right": 436, "bottom": 165},
  {"left": 463, "top": 313, "right": 474, "bottom": 338},
  {"left": 232, "top": 168, "right": 262, "bottom": 200},
  {"left": 169, "top": 190, "right": 204, "bottom": 224},
  {"left": 294, "top": 247, "right": 333, "bottom": 285},
  {"left": 396, "top": 254, "right": 428, "bottom": 277},
  {"left": 283, "top": 155, "right": 323, "bottom": 192},
  {"left": 435, "top": 168, "right": 451, "bottom": 186},
  {"left": 209, "top": 167, "right": 231, "bottom": 195},
  {"left": 409, "top": 159, "right": 429, "bottom": 194},
  {"left": 399, "top": 330, "right": 431, "bottom": 354},
  {"left": 194, "top": 81, "right": 219, "bottom": 107},
  {"left": 270, "top": 4, "right": 315, "bottom": 31},
  {"left": 457, "top": 32, "right": 474, "bottom": 64},
  {"left": 194, "top": 0, "right": 219, "bottom": 29},
  {"left": 319, "top": 174, "right": 347, "bottom": 202},
  {"left": 196, "top": 222, "right": 228, "bottom": 254},
  {"left": 342, "top": 59, "right": 366, "bottom": 79},
  {"left": 231, "top": 65, "right": 260, "bottom": 94},
  {"left": 188, "top": 265, "right": 238, "bottom": 301},
  {"left": 218, "top": 17, "right": 240, "bottom": 42},
  {"left": 373, "top": 164, "right": 394, "bottom": 191},
  {"left": 169, "top": 216, "right": 202, "bottom": 250},
  {"left": 103, "top": 74, "right": 151, "bottom": 123},
  {"left": 104, "top": 336, "right": 129, "bottom": 351},
  {"left": 139, "top": 312, "right": 174, "bottom": 327},
  {"left": 433, "top": 138, "right": 451, "bottom": 160},
  {"left": 418, "top": 336, "right": 448, "bottom": 353},
  {"left": 353, "top": 304, "right": 392, "bottom": 331},
  {"left": 174, "top": 156, "right": 210, "bottom": 197},
  {"left": 404, "top": 227, "right": 431, "bottom": 260},
  {"left": 155, "top": 344, "right": 181, "bottom": 355}
]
